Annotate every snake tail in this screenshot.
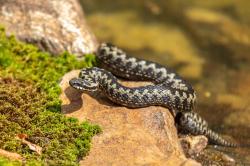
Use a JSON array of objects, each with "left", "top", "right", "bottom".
[{"left": 176, "top": 112, "right": 237, "bottom": 147}]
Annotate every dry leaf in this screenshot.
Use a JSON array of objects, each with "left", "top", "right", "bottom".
[
  {"left": 16, "top": 134, "right": 42, "bottom": 155},
  {"left": 17, "top": 133, "right": 28, "bottom": 139},
  {"left": 22, "top": 139, "right": 42, "bottom": 155}
]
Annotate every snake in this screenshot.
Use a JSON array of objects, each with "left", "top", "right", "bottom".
[{"left": 69, "top": 43, "right": 236, "bottom": 147}]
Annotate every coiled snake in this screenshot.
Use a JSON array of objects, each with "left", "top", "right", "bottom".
[{"left": 70, "top": 43, "right": 236, "bottom": 147}]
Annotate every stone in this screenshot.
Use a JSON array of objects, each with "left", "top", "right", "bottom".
[
  {"left": 179, "top": 135, "right": 208, "bottom": 157},
  {"left": 60, "top": 70, "right": 201, "bottom": 166},
  {"left": 0, "top": 0, "right": 98, "bottom": 57}
]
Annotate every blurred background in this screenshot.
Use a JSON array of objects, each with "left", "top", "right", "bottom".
[{"left": 80, "top": 0, "right": 250, "bottom": 164}]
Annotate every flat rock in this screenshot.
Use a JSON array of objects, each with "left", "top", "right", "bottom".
[
  {"left": 0, "top": 0, "right": 98, "bottom": 57},
  {"left": 60, "top": 70, "right": 200, "bottom": 166}
]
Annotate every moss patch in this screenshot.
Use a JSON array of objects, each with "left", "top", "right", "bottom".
[
  {"left": 0, "top": 156, "right": 21, "bottom": 166},
  {"left": 0, "top": 27, "right": 101, "bottom": 165},
  {"left": 0, "top": 26, "right": 96, "bottom": 112}
]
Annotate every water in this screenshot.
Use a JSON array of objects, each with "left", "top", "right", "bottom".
[{"left": 81, "top": 0, "right": 250, "bottom": 165}]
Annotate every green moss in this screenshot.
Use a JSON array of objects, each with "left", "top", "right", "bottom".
[
  {"left": 0, "top": 27, "right": 101, "bottom": 165},
  {"left": 0, "top": 27, "right": 96, "bottom": 112},
  {"left": 0, "top": 156, "right": 21, "bottom": 166}
]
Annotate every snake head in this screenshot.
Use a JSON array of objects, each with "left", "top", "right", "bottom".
[
  {"left": 69, "top": 77, "right": 98, "bottom": 92},
  {"left": 69, "top": 67, "right": 101, "bottom": 92}
]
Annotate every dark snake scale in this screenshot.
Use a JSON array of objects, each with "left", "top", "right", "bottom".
[{"left": 70, "top": 43, "right": 237, "bottom": 147}]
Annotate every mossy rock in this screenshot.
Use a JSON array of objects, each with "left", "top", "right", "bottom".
[{"left": 0, "top": 27, "right": 101, "bottom": 165}]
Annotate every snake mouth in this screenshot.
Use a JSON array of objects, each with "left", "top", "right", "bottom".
[
  {"left": 69, "top": 78, "right": 87, "bottom": 90},
  {"left": 69, "top": 78, "right": 82, "bottom": 90},
  {"left": 69, "top": 78, "right": 97, "bottom": 91}
]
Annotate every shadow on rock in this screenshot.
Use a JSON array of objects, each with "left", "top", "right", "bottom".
[{"left": 61, "top": 86, "right": 83, "bottom": 114}]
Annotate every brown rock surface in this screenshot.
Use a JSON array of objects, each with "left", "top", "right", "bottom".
[
  {"left": 60, "top": 70, "right": 200, "bottom": 166},
  {"left": 0, "top": 0, "right": 98, "bottom": 57},
  {"left": 179, "top": 135, "right": 208, "bottom": 157}
]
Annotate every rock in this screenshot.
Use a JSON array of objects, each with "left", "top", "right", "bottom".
[
  {"left": 60, "top": 70, "right": 201, "bottom": 166},
  {"left": 179, "top": 135, "right": 236, "bottom": 166},
  {"left": 0, "top": 0, "right": 98, "bottom": 57},
  {"left": 179, "top": 135, "right": 208, "bottom": 157}
]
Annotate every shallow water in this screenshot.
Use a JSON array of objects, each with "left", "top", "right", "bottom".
[{"left": 81, "top": 0, "right": 250, "bottom": 165}]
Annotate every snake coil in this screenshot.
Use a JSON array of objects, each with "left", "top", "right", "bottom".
[{"left": 70, "top": 43, "right": 237, "bottom": 147}]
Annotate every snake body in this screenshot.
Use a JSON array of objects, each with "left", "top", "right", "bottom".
[{"left": 70, "top": 43, "right": 236, "bottom": 147}]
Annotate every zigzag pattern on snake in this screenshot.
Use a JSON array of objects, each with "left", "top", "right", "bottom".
[{"left": 69, "top": 43, "right": 236, "bottom": 147}]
